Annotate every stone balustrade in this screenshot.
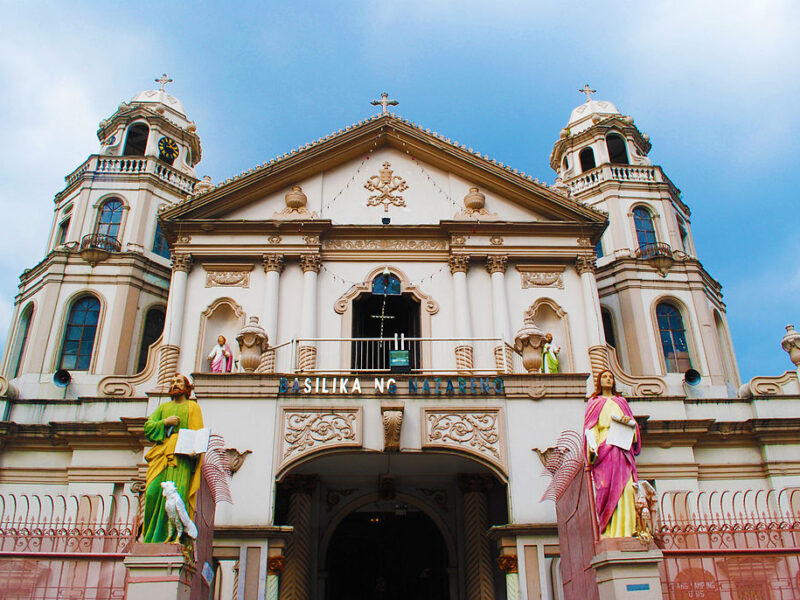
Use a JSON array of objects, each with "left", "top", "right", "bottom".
[
  {"left": 568, "top": 164, "right": 680, "bottom": 197},
  {"left": 62, "top": 155, "right": 197, "bottom": 194}
]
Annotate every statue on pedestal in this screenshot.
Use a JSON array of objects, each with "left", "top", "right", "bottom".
[
  {"left": 142, "top": 374, "right": 204, "bottom": 543},
  {"left": 207, "top": 335, "right": 233, "bottom": 373},
  {"left": 541, "top": 333, "right": 561, "bottom": 374},
  {"left": 584, "top": 369, "right": 642, "bottom": 538}
]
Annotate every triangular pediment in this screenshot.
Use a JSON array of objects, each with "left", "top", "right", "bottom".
[{"left": 160, "top": 114, "right": 605, "bottom": 226}]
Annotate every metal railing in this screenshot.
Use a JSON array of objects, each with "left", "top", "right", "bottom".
[
  {"left": 634, "top": 242, "right": 673, "bottom": 260},
  {"left": 280, "top": 336, "right": 519, "bottom": 375},
  {"left": 80, "top": 233, "right": 122, "bottom": 254}
]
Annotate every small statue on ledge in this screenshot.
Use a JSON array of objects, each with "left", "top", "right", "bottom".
[
  {"left": 208, "top": 335, "right": 233, "bottom": 373},
  {"left": 584, "top": 369, "right": 643, "bottom": 539},
  {"left": 541, "top": 333, "right": 560, "bottom": 374}
]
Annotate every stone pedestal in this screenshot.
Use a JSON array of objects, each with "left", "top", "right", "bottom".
[
  {"left": 124, "top": 543, "right": 195, "bottom": 600},
  {"left": 590, "top": 539, "right": 663, "bottom": 600}
]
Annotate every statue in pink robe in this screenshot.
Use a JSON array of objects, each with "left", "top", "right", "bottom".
[
  {"left": 584, "top": 369, "right": 642, "bottom": 538},
  {"left": 207, "top": 335, "right": 233, "bottom": 373}
]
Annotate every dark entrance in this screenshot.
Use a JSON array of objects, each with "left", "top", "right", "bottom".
[
  {"left": 326, "top": 509, "right": 450, "bottom": 600},
  {"left": 351, "top": 275, "right": 421, "bottom": 370}
]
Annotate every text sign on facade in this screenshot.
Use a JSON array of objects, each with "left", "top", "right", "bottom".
[{"left": 278, "top": 376, "right": 505, "bottom": 396}]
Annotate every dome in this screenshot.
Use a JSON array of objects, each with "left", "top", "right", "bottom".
[
  {"left": 566, "top": 99, "right": 620, "bottom": 133},
  {"left": 130, "top": 89, "right": 187, "bottom": 118}
]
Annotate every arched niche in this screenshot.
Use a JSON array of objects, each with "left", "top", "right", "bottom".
[
  {"left": 194, "top": 297, "right": 246, "bottom": 372},
  {"left": 523, "top": 297, "right": 573, "bottom": 372}
]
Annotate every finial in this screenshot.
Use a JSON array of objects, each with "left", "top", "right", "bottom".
[
  {"left": 155, "top": 73, "right": 173, "bottom": 92},
  {"left": 579, "top": 84, "right": 596, "bottom": 102},
  {"left": 371, "top": 92, "right": 398, "bottom": 115}
]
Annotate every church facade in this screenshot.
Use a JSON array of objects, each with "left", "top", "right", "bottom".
[{"left": 1, "top": 82, "right": 799, "bottom": 600}]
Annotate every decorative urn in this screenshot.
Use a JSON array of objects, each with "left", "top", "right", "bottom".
[
  {"left": 236, "top": 316, "right": 268, "bottom": 372},
  {"left": 514, "top": 320, "right": 546, "bottom": 373},
  {"left": 463, "top": 187, "right": 486, "bottom": 211},
  {"left": 781, "top": 324, "right": 800, "bottom": 367},
  {"left": 285, "top": 185, "right": 308, "bottom": 211}
]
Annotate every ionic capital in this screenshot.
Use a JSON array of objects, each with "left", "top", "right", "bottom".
[
  {"left": 170, "top": 252, "right": 193, "bottom": 272},
  {"left": 299, "top": 253, "right": 322, "bottom": 274},
  {"left": 448, "top": 254, "right": 470, "bottom": 274},
  {"left": 263, "top": 252, "right": 286, "bottom": 273},
  {"left": 575, "top": 253, "right": 597, "bottom": 275},
  {"left": 486, "top": 255, "right": 508, "bottom": 274}
]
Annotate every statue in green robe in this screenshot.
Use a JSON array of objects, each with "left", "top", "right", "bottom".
[
  {"left": 541, "top": 333, "right": 561, "bottom": 374},
  {"left": 141, "top": 374, "right": 204, "bottom": 543}
]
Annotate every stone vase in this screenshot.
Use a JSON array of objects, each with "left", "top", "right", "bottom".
[
  {"left": 236, "top": 316, "right": 268, "bottom": 373},
  {"left": 514, "top": 322, "right": 545, "bottom": 374}
]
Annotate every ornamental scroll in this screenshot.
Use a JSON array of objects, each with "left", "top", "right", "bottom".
[
  {"left": 279, "top": 408, "right": 362, "bottom": 471},
  {"left": 423, "top": 408, "right": 506, "bottom": 471},
  {"left": 517, "top": 265, "right": 565, "bottom": 290}
]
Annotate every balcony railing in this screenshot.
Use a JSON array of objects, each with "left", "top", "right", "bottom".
[
  {"left": 271, "top": 337, "right": 521, "bottom": 375},
  {"left": 80, "top": 233, "right": 122, "bottom": 253},
  {"left": 568, "top": 164, "right": 681, "bottom": 198},
  {"left": 63, "top": 154, "right": 197, "bottom": 194},
  {"left": 634, "top": 242, "right": 672, "bottom": 260}
]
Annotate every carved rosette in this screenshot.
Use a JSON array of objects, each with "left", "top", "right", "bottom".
[
  {"left": 486, "top": 255, "right": 508, "bottom": 274},
  {"left": 236, "top": 316, "right": 268, "bottom": 372},
  {"left": 267, "top": 556, "right": 285, "bottom": 575},
  {"left": 263, "top": 253, "right": 286, "bottom": 273},
  {"left": 299, "top": 254, "right": 322, "bottom": 274},
  {"left": 424, "top": 409, "right": 505, "bottom": 469},
  {"left": 448, "top": 255, "right": 470, "bottom": 274},
  {"left": 497, "top": 555, "right": 518, "bottom": 573},
  {"left": 575, "top": 254, "right": 597, "bottom": 275},
  {"left": 171, "top": 253, "right": 193, "bottom": 272},
  {"left": 280, "top": 408, "right": 362, "bottom": 469}
]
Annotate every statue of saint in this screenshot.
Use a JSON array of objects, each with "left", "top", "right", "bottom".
[
  {"left": 141, "top": 374, "right": 204, "bottom": 543},
  {"left": 541, "top": 333, "right": 560, "bottom": 373},
  {"left": 208, "top": 335, "right": 233, "bottom": 373},
  {"left": 584, "top": 369, "right": 642, "bottom": 538}
]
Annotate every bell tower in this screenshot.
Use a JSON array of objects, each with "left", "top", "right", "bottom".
[
  {"left": 2, "top": 75, "right": 202, "bottom": 398},
  {"left": 551, "top": 87, "right": 740, "bottom": 396}
]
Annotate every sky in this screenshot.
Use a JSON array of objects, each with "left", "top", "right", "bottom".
[{"left": 0, "top": 0, "right": 798, "bottom": 382}]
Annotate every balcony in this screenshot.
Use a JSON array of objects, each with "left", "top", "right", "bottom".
[
  {"left": 268, "top": 337, "right": 522, "bottom": 375},
  {"left": 61, "top": 154, "right": 197, "bottom": 197},
  {"left": 79, "top": 233, "right": 121, "bottom": 266},
  {"left": 568, "top": 164, "right": 681, "bottom": 198},
  {"left": 635, "top": 242, "right": 674, "bottom": 275}
]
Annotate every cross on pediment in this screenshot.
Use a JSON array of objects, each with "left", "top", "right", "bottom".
[
  {"left": 371, "top": 92, "right": 398, "bottom": 115},
  {"left": 579, "top": 84, "right": 596, "bottom": 102},
  {"left": 155, "top": 73, "right": 173, "bottom": 92}
]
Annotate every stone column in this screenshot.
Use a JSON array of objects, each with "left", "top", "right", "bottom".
[
  {"left": 449, "top": 255, "right": 474, "bottom": 372},
  {"left": 281, "top": 475, "right": 317, "bottom": 600},
  {"left": 497, "top": 555, "right": 520, "bottom": 600},
  {"left": 259, "top": 253, "right": 285, "bottom": 373},
  {"left": 576, "top": 254, "right": 604, "bottom": 349},
  {"left": 459, "top": 474, "right": 495, "bottom": 600},
  {"left": 266, "top": 556, "right": 283, "bottom": 600},
  {"left": 297, "top": 254, "right": 321, "bottom": 371},
  {"left": 159, "top": 253, "right": 192, "bottom": 385},
  {"left": 487, "top": 255, "right": 512, "bottom": 373}
]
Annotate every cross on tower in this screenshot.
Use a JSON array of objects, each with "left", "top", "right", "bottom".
[
  {"left": 579, "top": 84, "right": 596, "bottom": 102},
  {"left": 371, "top": 92, "right": 398, "bottom": 115},
  {"left": 155, "top": 73, "right": 173, "bottom": 92}
]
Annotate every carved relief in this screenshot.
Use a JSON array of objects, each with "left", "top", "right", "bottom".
[
  {"left": 364, "top": 161, "right": 408, "bottom": 212},
  {"left": 268, "top": 235, "right": 282, "bottom": 244},
  {"left": 300, "top": 254, "right": 322, "bottom": 273},
  {"left": 381, "top": 403, "right": 404, "bottom": 452},
  {"left": 486, "top": 255, "right": 508, "bottom": 274},
  {"left": 263, "top": 253, "right": 286, "bottom": 273},
  {"left": 517, "top": 265, "right": 565, "bottom": 289},
  {"left": 326, "top": 488, "right": 358, "bottom": 510},
  {"left": 280, "top": 408, "right": 362, "bottom": 470},
  {"left": 303, "top": 235, "right": 320, "bottom": 246},
  {"left": 417, "top": 488, "right": 448, "bottom": 510},
  {"left": 497, "top": 555, "right": 518, "bottom": 573},
  {"left": 575, "top": 254, "right": 597, "bottom": 274},
  {"left": 204, "top": 265, "right": 252, "bottom": 288},
  {"left": 489, "top": 236, "right": 504, "bottom": 246},
  {"left": 423, "top": 409, "right": 505, "bottom": 469},
  {"left": 451, "top": 235, "right": 467, "bottom": 246},
  {"left": 448, "top": 255, "right": 470, "bottom": 274},
  {"left": 224, "top": 448, "right": 252, "bottom": 474},
  {"left": 171, "top": 253, "right": 193, "bottom": 272},
  {"left": 577, "top": 237, "right": 592, "bottom": 247},
  {"left": 323, "top": 239, "right": 447, "bottom": 251}
]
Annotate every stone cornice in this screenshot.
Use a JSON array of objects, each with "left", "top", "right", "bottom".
[
  {"left": 639, "top": 417, "right": 800, "bottom": 447},
  {"left": 0, "top": 417, "right": 147, "bottom": 450},
  {"left": 160, "top": 115, "right": 606, "bottom": 224}
]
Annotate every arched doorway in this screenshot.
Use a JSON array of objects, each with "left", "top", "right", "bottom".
[{"left": 326, "top": 503, "right": 450, "bottom": 600}]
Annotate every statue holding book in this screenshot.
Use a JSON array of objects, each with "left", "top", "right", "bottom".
[
  {"left": 584, "top": 369, "right": 643, "bottom": 538},
  {"left": 141, "top": 373, "right": 205, "bottom": 543}
]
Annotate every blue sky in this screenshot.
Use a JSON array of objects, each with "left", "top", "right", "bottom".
[{"left": 1, "top": 1, "right": 798, "bottom": 382}]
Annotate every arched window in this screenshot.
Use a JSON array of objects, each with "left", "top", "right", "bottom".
[
  {"left": 579, "top": 148, "right": 596, "bottom": 172},
  {"left": 96, "top": 199, "right": 124, "bottom": 241},
  {"left": 656, "top": 302, "right": 691, "bottom": 373},
  {"left": 606, "top": 133, "right": 629, "bottom": 164},
  {"left": 152, "top": 222, "right": 170, "bottom": 258},
  {"left": 122, "top": 123, "right": 149, "bottom": 156},
  {"left": 137, "top": 307, "right": 165, "bottom": 373},
  {"left": 372, "top": 272, "right": 401, "bottom": 295},
  {"left": 632, "top": 207, "right": 657, "bottom": 250},
  {"left": 601, "top": 308, "right": 617, "bottom": 349},
  {"left": 8, "top": 304, "right": 33, "bottom": 378},
  {"left": 59, "top": 296, "right": 101, "bottom": 371},
  {"left": 562, "top": 155, "right": 569, "bottom": 171}
]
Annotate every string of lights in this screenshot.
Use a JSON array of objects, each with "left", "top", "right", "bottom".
[
  {"left": 320, "top": 141, "right": 379, "bottom": 216},
  {"left": 319, "top": 264, "right": 448, "bottom": 290}
]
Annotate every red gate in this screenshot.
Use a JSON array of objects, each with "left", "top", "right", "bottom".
[{"left": 655, "top": 488, "right": 800, "bottom": 599}]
